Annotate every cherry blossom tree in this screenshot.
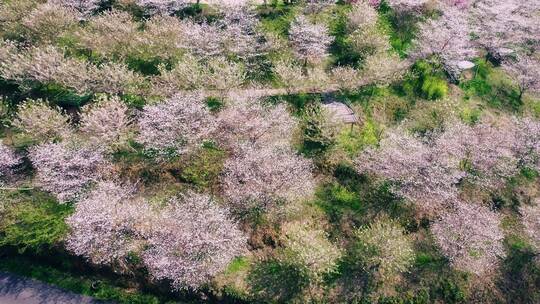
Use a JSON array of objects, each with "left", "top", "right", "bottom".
[
  {"left": 361, "top": 52, "right": 409, "bottom": 86},
  {"left": 355, "top": 217, "right": 415, "bottom": 284},
  {"left": 218, "top": 5, "right": 269, "bottom": 61},
  {"left": 221, "top": 144, "right": 315, "bottom": 214},
  {"left": 514, "top": 117, "right": 540, "bottom": 171},
  {"left": 50, "top": 0, "right": 103, "bottom": 18},
  {"left": 289, "top": 15, "right": 333, "bottom": 64},
  {"left": 386, "top": 0, "right": 429, "bottom": 13},
  {"left": 502, "top": 55, "right": 540, "bottom": 101},
  {"left": 281, "top": 221, "right": 341, "bottom": 282},
  {"left": 204, "top": 57, "right": 246, "bottom": 97},
  {"left": 136, "top": 0, "right": 188, "bottom": 15},
  {"left": 216, "top": 95, "right": 296, "bottom": 151},
  {"left": 142, "top": 191, "right": 246, "bottom": 290},
  {"left": 136, "top": 93, "right": 216, "bottom": 158},
  {"left": 331, "top": 66, "right": 362, "bottom": 91},
  {"left": 13, "top": 99, "right": 71, "bottom": 143},
  {"left": 0, "top": 141, "right": 21, "bottom": 179},
  {"left": 21, "top": 2, "right": 78, "bottom": 43},
  {"left": 520, "top": 199, "right": 540, "bottom": 251},
  {"left": 438, "top": 119, "right": 520, "bottom": 190},
  {"left": 66, "top": 181, "right": 151, "bottom": 268},
  {"left": 179, "top": 7, "right": 267, "bottom": 61},
  {"left": 0, "top": 45, "right": 143, "bottom": 95},
  {"left": 470, "top": 0, "right": 540, "bottom": 60},
  {"left": 29, "top": 141, "right": 106, "bottom": 202},
  {"left": 347, "top": 1, "right": 378, "bottom": 31},
  {"left": 74, "top": 10, "right": 139, "bottom": 59},
  {"left": 355, "top": 127, "right": 465, "bottom": 215},
  {"left": 411, "top": 3, "right": 477, "bottom": 77},
  {"left": 431, "top": 201, "right": 506, "bottom": 275},
  {"left": 79, "top": 95, "right": 131, "bottom": 150}
]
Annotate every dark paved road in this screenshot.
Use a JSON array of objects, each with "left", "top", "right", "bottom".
[{"left": 0, "top": 272, "right": 109, "bottom": 304}]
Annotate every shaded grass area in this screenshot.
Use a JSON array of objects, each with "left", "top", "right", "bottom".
[{"left": 0, "top": 253, "right": 179, "bottom": 304}]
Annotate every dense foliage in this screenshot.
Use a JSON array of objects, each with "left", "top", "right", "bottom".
[{"left": 0, "top": 0, "right": 539, "bottom": 303}]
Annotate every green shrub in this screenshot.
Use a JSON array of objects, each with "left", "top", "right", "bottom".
[
  {"left": 399, "top": 60, "right": 448, "bottom": 100},
  {"left": 421, "top": 76, "right": 448, "bottom": 100},
  {"left": 0, "top": 190, "right": 72, "bottom": 253},
  {"left": 301, "top": 103, "right": 341, "bottom": 155}
]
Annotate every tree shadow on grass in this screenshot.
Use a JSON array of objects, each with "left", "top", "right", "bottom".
[{"left": 247, "top": 259, "right": 308, "bottom": 303}]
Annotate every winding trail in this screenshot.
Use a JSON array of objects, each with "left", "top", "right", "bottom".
[{"left": 0, "top": 272, "right": 108, "bottom": 304}]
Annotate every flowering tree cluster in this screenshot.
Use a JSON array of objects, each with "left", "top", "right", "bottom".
[
  {"left": 514, "top": 118, "right": 540, "bottom": 171},
  {"left": 355, "top": 127, "right": 465, "bottom": 215},
  {"left": 355, "top": 218, "right": 415, "bottom": 283},
  {"left": 136, "top": 93, "right": 216, "bottom": 158},
  {"left": 216, "top": 95, "right": 296, "bottom": 151},
  {"left": 502, "top": 55, "right": 540, "bottom": 100},
  {"left": 356, "top": 118, "right": 530, "bottom": 215},
  {"left": 289, "top": 15, "right": 333, "bottom": 64},
  {"left": 347, "top": 1, "right": 390, "bottom": 57},
  {"left": 29, "top": 142, "right": 106, "bottom": 202},
  {"left": 66, "top": 181, "right": 150, "bottom": 267},
  {"left": 410, "top": 3, "right": 476, "bottom": 77},
  {"left": 361, "top": 52, "right": 409, "bottom": 86},
  {"left": 154, "top": 55, "right": 246, "bottom": 97},
  {"left": 142, "top": 192, "right": 246, "bottom": 290},
  {"left": 386, "top": 0, "right": 429, "bottom": 13},
  {"left": 0, "top": 141, "right": 21, "bottom": 179},
  {"left": 221, "top": 144, "right": 315, "bottom": 214},
  {"left": 273, "top": 60, "right": 331, "bottom": 94},
  {"left": 470, "top": 0, "right": 540, "bottom": 60},
  {"left": 431, "top": 201, "right": 505, "bottom": 275},
  {"left": 79, "top": 95, "right": 131, "bottom": 150},
  {"left": 51, "top": 0, "right": 103, "bottom": 18},
  {"left": 281, "top": 221, "right": 342, "bottom": 282},
  {"left": 13, "top": 99, "right": 71, "bottom": 143},
  {"left": 520, "top": 200, "right": 540, "bottom": 251},
  {"left": 0, "top": 43, "right": 143, "bottom": 95},
  {"left": 21, "top": 2, "right": 78, "bottom": 44},
  {"left": 136, "top": 0, "right": 188, "bottom": 15},
  {"left": 67, "top": 185, "right": 246, "bottom": 289}
]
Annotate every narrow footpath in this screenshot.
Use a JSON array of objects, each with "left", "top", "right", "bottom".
[{"left": 0, "top": 272, "right": 108, "bottom": 304}]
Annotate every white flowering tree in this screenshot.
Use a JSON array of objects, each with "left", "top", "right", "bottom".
[
  {"left": 29, "top": 142, "right": 106, "bottom": 202},
  {"left": 515, "top": 118, "right": 540, "bottom": 171},
  {"left": 470, "top": 0, "right": 540, "bottom": 60},
  {"left": 355, "top": 218, "right": 415, "bottom": 283},
  {"left": 13, "top": 99, "right": 71, "bottom": 143},
  {"left": 66, "top": 181, "right": 151, "bottom": 268},
  {"left": 0, "top": 141, "right": 21, "bottom": 179},
  {"left": 79, "top": 95, "right": 131, "bottom": 150},
  {"left": 216, "top": 95, "right": 296, "bottom": 151},
  {"left": 50, "top": 0, "right": 102, "bottom": 18},
  {"left": 411, "top": 4, "right": 476, "bottom": 77},
  {"left": 21, "top": 2, "right": 78, "bottom": 43},
  {"left": 136, "top": 0, "right": 188, "bottom": 15},
  {"left": 136, "top": 93, "right": 216, "bottom": 158},
  {"left": 502, "top": 55, "right": 540, "bottom": 101},
  {"left": 431, "top": 201, "right": 506, "bottom": 275},
  {"left": 520, "top": 200, "right": 540, "bottom": 251},
  {"left": 221, "top": 144, "right": 315, "bottom": 214},
  {"left": 281, "top": 221, "right": 342, "bottom": 283},
  {"left": 355, "top": 127, "right": 465, "bottom": 215},
  {"left": 142, "top": 191, "right": 246, "bottom": 290},
  {"left": 289, "top": 15, "right": 333, "bottom": 64}
]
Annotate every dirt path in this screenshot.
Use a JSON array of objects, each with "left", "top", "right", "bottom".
[{"left": 0, "top": 272, "right": 108, "bottom": 304}]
